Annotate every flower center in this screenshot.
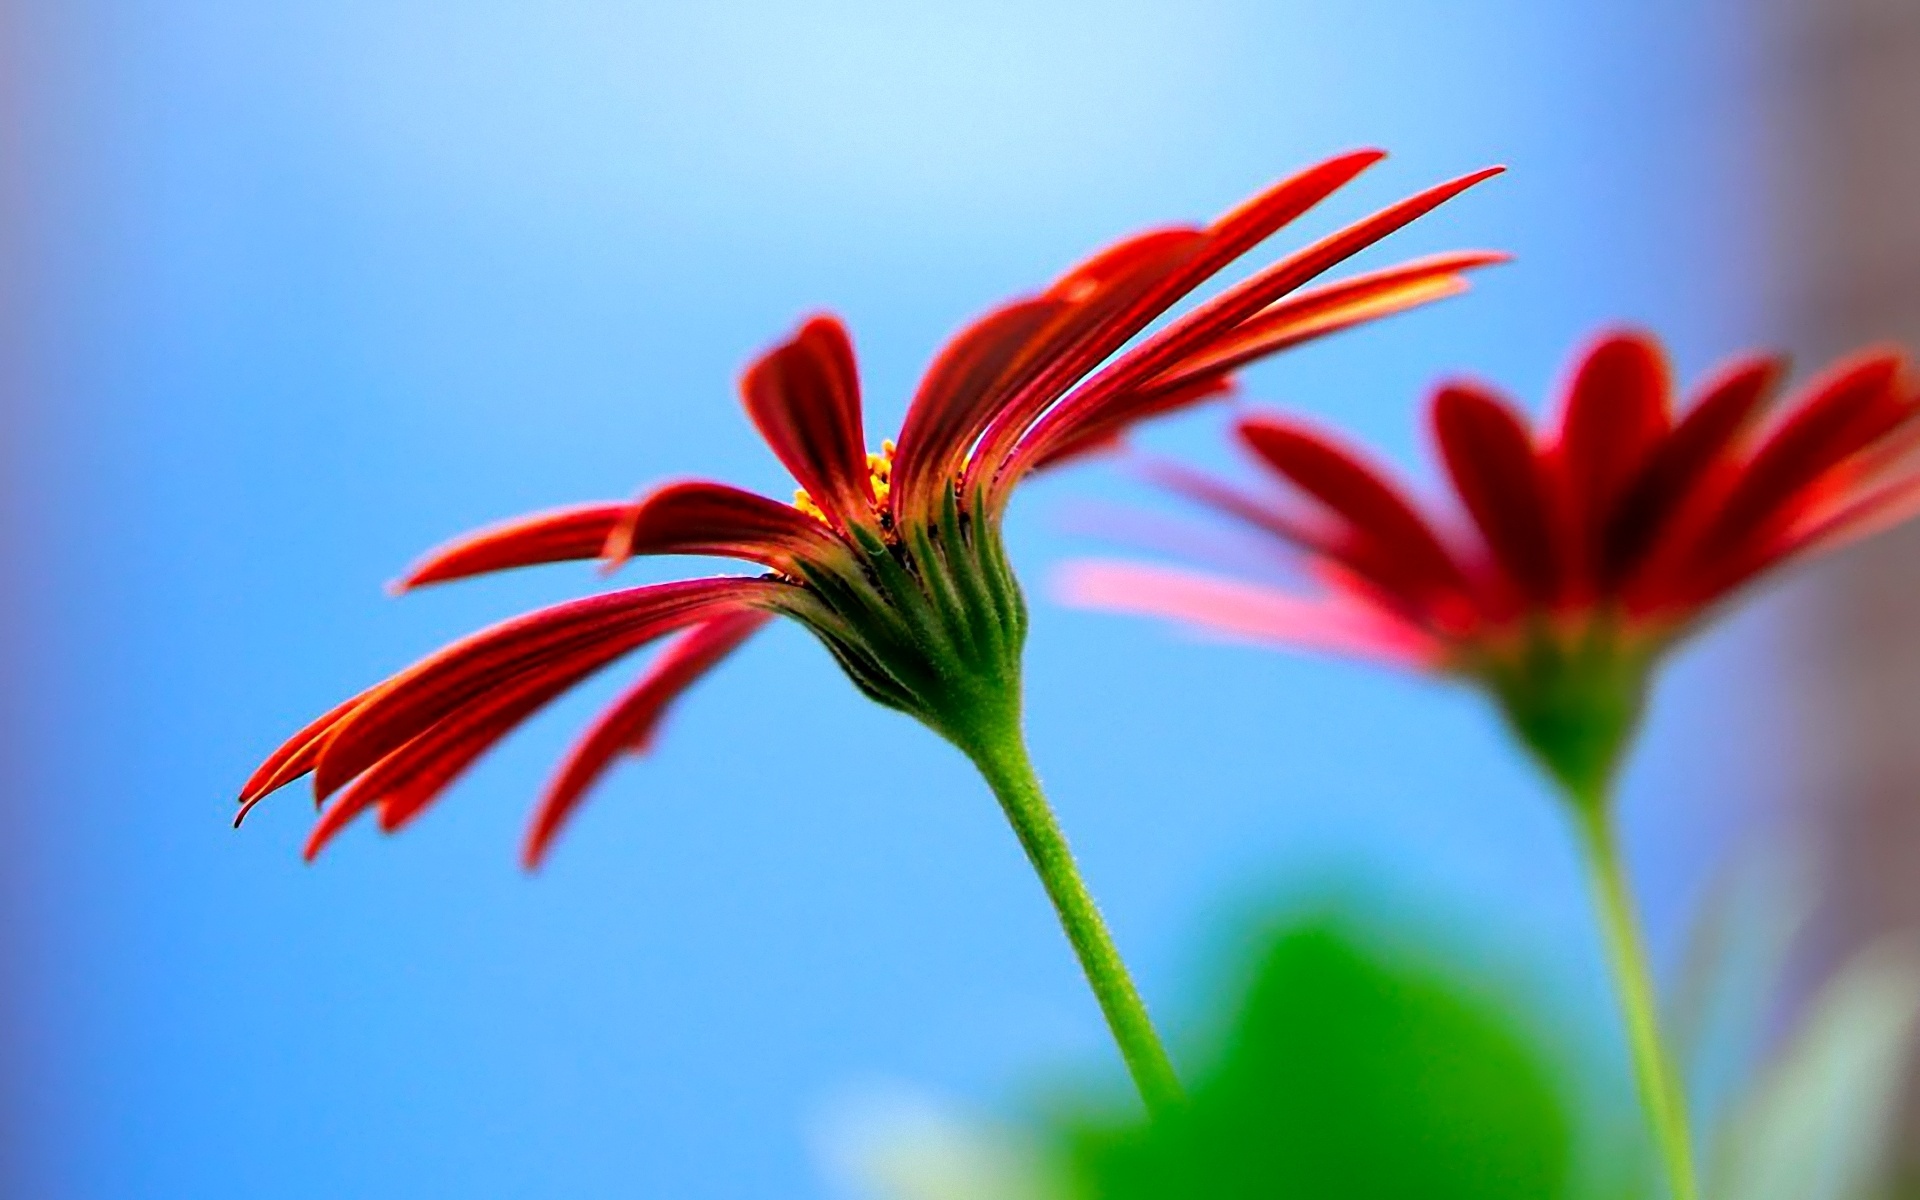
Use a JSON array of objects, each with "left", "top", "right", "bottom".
[{"left": 793, "top": 439, "right": 895, "bottom": 525}]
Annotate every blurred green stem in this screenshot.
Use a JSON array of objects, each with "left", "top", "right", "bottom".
[
  {"left": 964, "top": 721, "right": 1184, "bottom": 1118},
  {"left": 1573, "top": 799, "right": 1698, "bottom": 1200}
]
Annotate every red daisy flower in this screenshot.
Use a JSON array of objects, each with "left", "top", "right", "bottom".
[
  {"left": 239, "top": 149, "right": 1501, "bottom": 866},
  {"left": 1063, "top": 329, "right": 1919, "bottom": 797},
  {"left": 1063, "top": 327, "right": 1918, "bottom": 1181},
  {"left": 236, "top": 150, "right": 1501, "bottom": 1115}
]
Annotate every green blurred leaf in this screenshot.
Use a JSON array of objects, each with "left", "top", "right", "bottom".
[{"left": 1058, "top": 918, "right": 1576, "bottom": 1199}]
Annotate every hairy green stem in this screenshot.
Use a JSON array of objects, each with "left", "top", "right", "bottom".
[
  {"left": 1572, "top": 801, "right": 1698, "bottom": 1200},
  {"left": 964, "top": 723, "right": 1184, "bottom": 1117}
]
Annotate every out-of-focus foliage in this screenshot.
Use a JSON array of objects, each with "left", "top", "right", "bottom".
[{"left": 1053, "top": 918, "right": 1575, "bottom": 1200}]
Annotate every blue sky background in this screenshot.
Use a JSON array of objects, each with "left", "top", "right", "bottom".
[{"left": 13, "top": 1, "right": 1784, "bottom": 1195}]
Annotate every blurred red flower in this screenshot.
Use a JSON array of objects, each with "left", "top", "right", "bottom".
[
  {"left": 1063, "top": 330, "right": 1920, "bottom": 795},
  {"left": 238, "top": 150, "right": 1502, "bottom": 867}
]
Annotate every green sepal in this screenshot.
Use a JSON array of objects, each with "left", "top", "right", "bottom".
[{"left": 1472, "top": 621, "right": 1652, "bottom": 811}]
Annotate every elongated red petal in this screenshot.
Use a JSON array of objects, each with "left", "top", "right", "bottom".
[
  {"left": 1003, "top": 166, "right": 1505, "bottom": 493},
  {"left": 890, "top": 296, "right": 1073, "bottom": 518},
  {"left": 1148, "top": 251, "right": 1509, "bottom": 391},
  {"left": 1694, "top": 351, "right": 1904, "bottom": 564},
  {"left": 304, "top": 663, "right": 582, "bottom": 859},
  {"left": 523, "top": 611, "right": 771, "bottom": 868},
  {"left": 967, "top": 151, "right": 1394, "bottom": 491},
  {"left": 1027, "top": 376, "right": 1234, "bottom": 472},
  {"left": 236, "top": 688, "right": 376, "bottom": 817},
  {"left": 1432, "top": 382, "right": 1559, "bottom": 602},
  {"left": 392, "top": 503, "right": 629, "bottom": 592},
  {"left": 311, "top": 578, "right": 784, "bottom": 800},
  {"left": 1553, "top": 331, "right": 1672, "bottom": 590},
  {"left": 1238, "top": 415, "right": 1467, "bottom": 609},
  {"left": 1602, "top": 355, "right": 1783, "bottom": 589},
  {"left": 602, "top": 480, "right": 845, "bottom": 571},
  {"left": 1057, "top": 559, "right": 1436, "bottom": 664},
  {"left": 741, "top": 316, "right": 873, "bottom": 529}
]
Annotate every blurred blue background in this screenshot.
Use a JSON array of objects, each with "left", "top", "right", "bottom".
[{"left": 7, "top": 1, "right": 1778, "bottom": 1195}]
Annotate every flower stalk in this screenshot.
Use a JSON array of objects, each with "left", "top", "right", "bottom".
[
  {"left": 957, "top": 709, "right": 1185, "bottom": 1117},
  {"left": 1569, "top": 794, "right": 1698, "bottom": 1200}
]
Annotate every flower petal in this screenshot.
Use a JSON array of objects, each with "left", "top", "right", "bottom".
[
  {"left": 1056, "top": 559, "right": 1435, "bottom": 664},
  {"left": 1552, "top": 330, "right": 1672, "bottom": 587},
  {"left": 1003, "top": 165, "right": 1506, "bottom": 494},
  {"left": 1237, "top": 414, "right": 1468, "bottom": 609},
  {"left": 967, "top": 151, "right": 1396, "bottom": 493},
  {"left": 1602, "top": 355, "right": 1783, "bottom": 588},
  {"left": 890, "top": 296, "right": 1073, "bottom": 518},
  {"left": 304, "top": 663, "right": 582, "bottom": 859},
  {"left": 522, "top": 611, "right": 771, "bottom": 868},
  {"left": 1431, "top": 381, "right": 1559, "bottom": 602},
  {"left": 1146, "top": 251, "right": 1509, "bottom": 392},
  {"left": 236, "top": 688, "right": 376, "bottom": 818},
  {"left": 1695, "top": 351, "right": 1905, "bottom": 564},
  {"left": 741, "top": 315, "right": 873, "bottom": 529},
  {"left": 602, "top": 480, "right": 846, "bottom": 571},
  {"left": 391, "top": 503, "right": 630, "bottom": 592},
  {"left": 310, "top": 578, "right": 784, "bottom": 800}
]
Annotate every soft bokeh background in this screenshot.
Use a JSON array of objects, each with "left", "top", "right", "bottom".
[{"left": 5, "top": 2, "right": 1782, "bottom": 1196}]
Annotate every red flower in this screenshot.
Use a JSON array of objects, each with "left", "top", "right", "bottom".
[
  {"left": 1063, "top": 330, "right": 1920, "bottom": 796},
  {"left": 238, "top": 151, "right": 1502, "bottom": 866}
]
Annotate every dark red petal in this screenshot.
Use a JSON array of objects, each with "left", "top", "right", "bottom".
[
  {"left": 522, "top": 611, "right": 771, "bottom": 868},
  {"left": 391, "top": 503, "right": 630, "bottom": 592},
  {"left": 1695, "top": 351, "right": 1904, "bottom": 563},
  {"left": 311, "top": 578, "right": 783, "bottom": 800},
  {"left": 959, "top": 230, "right": 1212, "bottom": 496},
  {"left": 236, "top": 688, "right": 375, "bottom": 817},
  {"left": 304, "top": 663, "right": 581, "bottom": 859},
  {"left": 890, "top": 296, "right": 1072, "bottom": 518},
  {"left": 602, "top": 480, "right": 846, "bottom": 571},
  {"left": 1002, "top": 166, "right": 1505, "bottom": 495},
  {"left": 1603, "top": 355, "right": 1783, "bottom": 588},
  {"left": 1027, "top": 377, "right": 1234, "bottom": 472},
  {"left": 1553, "top": 331, "right": 1673, "bottom": 588},
  {"left": 1237, "top": 414, "right": 1467, "bottom": 605},
  {"left": 967, "top": 152, "right": 1394, "bottom": 492},
  {"left": 741, "top": 315, "right": 873, "bottom": 529},
  {"left": 1148, "top": 251, "right": 1509, "bottom": 391},
  {"left": 1431, "top": 382, "right": 1559, "bottom": 601},
  {"left": 1138, "top": 456, "right": 1331, "bottom": 550}
]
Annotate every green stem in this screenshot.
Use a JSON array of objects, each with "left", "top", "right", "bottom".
[
  {"left": 1572, "top": 802, "right": 1698, "bottom": 1200},
  {"left": 964, "top": 722, "right": 1184, "bottom": 1117}
]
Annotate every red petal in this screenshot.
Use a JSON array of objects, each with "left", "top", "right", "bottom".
[
  {"left": 391, "top": 503, "right": 630, "bottom": 592},
  {"left": 1147, "top": 251, "right": 1509, "bottom": 391},
  {"left": 1238, "top": 414, "right": 1467, "bottom": 608},
  {"left": 1004, "top": 165, "right": 1505, "bottom": 493},
  {"left": 311, "top": 578, "right": 782, "bottom": 800},
  {"left": 1603, "top": 355, "right": 1783, "bottom": 589},
  {"left": 236, "top": 688, "right": 375, "bottom": 817},
  {"left": 741, "top": 316, "right": 873, "bottom": 529},
  {"left": 890, "top": 296, "right": 1073, "bottom": 519},
  {"left": 1553, "top": 331, "right": 1673, "bottom": 588},
  {"left": 522, "top": 611, "right": 771, "bottom": 868},
  {"left": 960, "top": 229, "right": 1211, "bottom": 495},
  {"left": 1431, "top": 382, "right": 1558, "bottom": 602},
  {"left": 1694, "top": 351, "right": 1905, "bottom": 565},
  {"left": 603, "top": 480, "right": 846, "bottom": 571},
  {"left": 967, "top": 151, "right": 1394, "bottom": 492},
  {"left": 1027, "top": 377, "right": 1234, "bottom": 472},
  {"left": 303, "top": 666, "right": 578, "bottom": 859},
  {"left": 1056, "top": 559, "right": 1436, "bottom": 664}
]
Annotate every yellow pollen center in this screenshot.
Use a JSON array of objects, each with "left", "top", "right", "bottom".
[{"left": 794, "top": 439, "right": 894, "bottom": 524}]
